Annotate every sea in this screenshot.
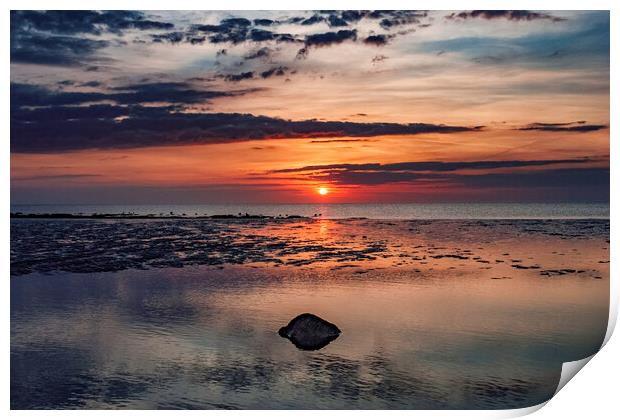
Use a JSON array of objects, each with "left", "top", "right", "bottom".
[
  {"left": 10, "top": 202, "right": 610, "bottom": 409},
  {"left": 9, "top": 202, "right": 610, "bottom": 219}
]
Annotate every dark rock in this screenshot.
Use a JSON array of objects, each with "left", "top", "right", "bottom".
[
  {"left": 430, "top": 254, "right": 469, "bottom": 260},
  {"left": 512, "top": 264, "right": 540, "bottom": 269},
  {"left": 278, "top": 313, "right": 341, "bottom": 350}
]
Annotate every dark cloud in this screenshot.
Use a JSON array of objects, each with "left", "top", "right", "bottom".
[
  {"left": 364, "top": 34, "right": 392, "bottom": 46},
  {"left": 11, "top": 10, "right": 430, "bottom": 64},
  {"left": 11, "top": 89, "right": 480, "bottom": 153},
  {"left": 316, "top": 10, "right": 429, "bottom": 29},
  {"left": 151, "top": 32, "right": 185, "bottom": 43},
  {"left": 183, "top": 20, "right": 300, "bottom": 45},
  {"left": 253, "top": 19, "right": 275, "bottom": 26},
  {"left": 144, "top": 11, "right": 428, "bottom": 49},
  {"left": 189, "top": 24, "right": 224, "bottom": 32},
  {"left": 79, "top": 81, "right": 103, "bottom": 88},
  {"left": 223, "top": 72, "right": 255, "bottom": 82},
  {"left": 252, "top": 11, "right": 431, "bottom": 30},
  {"left": 150, "top": 31, "right": 207, "bottom": 45},
  {"left": 11, "top": 82, "right": 254, "bottom": 108},
  {"left": 327, "top": 15, "right": 349, "bottom": 27},
  {"left": 305, "top": 30, "right": 357, "bottom": 47},
  {"left": 260, "top": 66, "right": 290, "bottom": 78},
  {"left": 340, "top": 11, "right": 366, "bottom": 23},
  {"left": 187, "top": 36, "right": 206, "bottom": 45},
  {"left": 110, "top": 82, "right": 256, "bottom": 103},
  {"left": 272, "top": 158, "right": 593, "bottom": 174},
  {"left": 191, "top": 27, "right": 247, "bottom": 44},
  {"left": 301, "top": 15, "right": 326, "bottom": 26},
  {"left": 12, "top": 104, "right": 130, "bottom": 122},
  {"left": 273, "top": 33, "right": 299, "bottom": 43},
  {"left": 374, "top": 11, "right": 428, "bottom": 29},
  {"left": 67, "top": 11, "right": 429, "bottom": 52},
  {"left": 244, "top": 47, "right": 273, "bottom": 60},
  {"left": 11, "top": 83, "right": 103, "bottom": 107},
  {"left": 518, "top": 122, "right": 607, "bottom": 132},
  {"left": 270, "top": 160, "right": 608, "bottom": 198},
  {"left": 296, "top": 47, "right": 309, "bottom": 60},
  {"left": 311, "top": 169, "right": 433, "bottom": 185},
  {"left": 447, "top": 10, "right": 565, "bottom": 22},
  {"left": 458, "top": 167, "right": 608, "bottom": 189},
  {"left": 248, "top": 29, "right": 276, "bottom": 42},
  {"left": 221, "top": 17, "right": 252, "bottom": 27},
  {"left": 189, "top": 18, "right": 256, "bottom": 44},
  {"left": 11, "top": 10, "right": 174, "bottom": 36},
  {"left": 11, "top": 34, "right": 110, "bottom": 66},
  {"left": 310, "top": 139, "right": 376, "bottom": 143},
  {"left": 10, "top": 11, "right": 175, "bottom": 66},
  {"left": 284, "top": 17, "right": 305, "bottom": 24}
]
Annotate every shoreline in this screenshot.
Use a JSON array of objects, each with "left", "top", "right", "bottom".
[
  {"left": 10, "top": 212, "right": 310, "bottom": 220},
  {"left": 10, "top": 213, "right": 610, "bottom": 221}
]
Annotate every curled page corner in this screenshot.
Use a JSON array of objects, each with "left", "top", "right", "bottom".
[
  {"left": 554, "top": 355, "right": 595, "bottom": 397},
  {"left": 499, "top": 400, "right": 548, "bottom": 418}
]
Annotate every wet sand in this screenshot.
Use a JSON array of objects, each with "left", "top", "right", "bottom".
[{"left": 10, "top": 218, "right": 609, "bottom": 409}]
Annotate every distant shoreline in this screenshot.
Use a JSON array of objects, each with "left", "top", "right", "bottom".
[
  {"left": 10, "top": 203, "right": 609, "bottom": 220},
  {"left": 9, "top": 213, "right": 610, "bottom": 221},
  {"left": 10, "top": 213, "right": 310, "bottom": 220}
]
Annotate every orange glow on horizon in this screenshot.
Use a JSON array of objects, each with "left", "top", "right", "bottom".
[{"left": 9, "top": 129, "right": 609, "bottom": 204}]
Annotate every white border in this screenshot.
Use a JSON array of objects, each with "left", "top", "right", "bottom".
[{"left": 3, "top": 1, "right": 617, "bottom": 418}]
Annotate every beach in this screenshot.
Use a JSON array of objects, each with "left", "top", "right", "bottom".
[{"left": 10, "top": 217, "right": 609, "bottom": 409}]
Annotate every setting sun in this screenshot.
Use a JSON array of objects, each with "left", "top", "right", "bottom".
[{"left": 318, "top": 187, "right": 329, "bottom": 196}]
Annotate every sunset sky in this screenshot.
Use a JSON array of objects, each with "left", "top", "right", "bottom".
[{"left": 10, "top": 10, "right": 609, "bottom": 204}]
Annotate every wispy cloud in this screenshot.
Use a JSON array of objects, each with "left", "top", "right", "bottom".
[
  {"left": 271, "top": 158, "right": 594, "bottom": 174},
  {"left": 13, "top": 173, "right": 102, "bottom": 181},
  {"left": 446, "top": 10, "right": 565, "bottom": 22},
  {"left": 268, "top": 160, "right": 608, "bottom": 197},
  {"left": 517, "top": 121, "right": 607, "bottom": 132}
]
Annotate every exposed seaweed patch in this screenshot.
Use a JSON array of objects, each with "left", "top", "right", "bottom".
[
  {"left": 10, "top": 218, "right": 609, "bottom": 276},
  {"left": 540, "top": 269, "right": 579, "bottom": 276},
  {"left": 430, "top": 254, "right": 469, "bottom": 260}
]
